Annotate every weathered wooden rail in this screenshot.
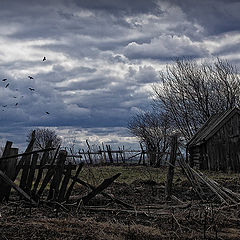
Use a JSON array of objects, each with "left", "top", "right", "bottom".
[{"left": 0, "top": 132, "right": 126, "bottom": 209}]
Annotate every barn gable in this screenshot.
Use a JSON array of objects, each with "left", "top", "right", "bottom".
[{"left": 187, "top": 107, "right": 240, "bottom": 172}]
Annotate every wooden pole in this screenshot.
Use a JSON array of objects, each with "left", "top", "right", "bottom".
[
  {"left": 0, "top": 141, "right": 13, "bottom": 202},
  {"left": 58, "top": 162, "right": 72, "bottom": 202},
  {"left": 165, "top": 135, "right": 178, "bottom": 201},
  {"left": 107, "top": 145, "right": 113, "bottom": 164},
  {"left": 47, "top": 150, "right": 67, "bottom": 200},
  {"left": 86, "top": 140, "right": 93, "bottom": 164}
]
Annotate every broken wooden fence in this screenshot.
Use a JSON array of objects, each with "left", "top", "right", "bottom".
[{"left": 0, "top": 139, "right": 125, "bottom": 209}]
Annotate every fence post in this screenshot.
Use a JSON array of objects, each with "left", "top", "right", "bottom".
[
  {"left": 165, "top": 135, "right": 178, "bottom": 201},
  {"left": 0, "top": 141, "right": 13, "bottom": 202}
]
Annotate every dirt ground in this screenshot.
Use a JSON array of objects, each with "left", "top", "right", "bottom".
[{"left": 1, "top": 166, "right": 240, "bottom": 240}]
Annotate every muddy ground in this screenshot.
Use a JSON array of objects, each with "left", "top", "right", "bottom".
[{"left": 1, "top": 169, "right": 240, "bottom": 239}]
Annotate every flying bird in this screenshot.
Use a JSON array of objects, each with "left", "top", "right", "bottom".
[
  {"left": 5, "top": 83, "right": 9, "bottom": 88},
  {"left": 15, "top": 103, "right": 18, "bottom": 106},
  {"left": 28, "top": 76, "right": 34, "bottom": 79},
  {"left": 43, "top": 57, "right": 46, "bottom": 61},
  {"left": 2, "top": 78, "right": 7, "bottom": 81},
  {"left": 2, "top": 105, "right": 7, "bottom": 107},
  {"left": 45, "top": 111, "right": 50, "bottom": 114},
  {"left": 13, "top": 96, "right": 17, "bottom": 98},
  {"left": 29, "top": 88, "right": 35, "bottom": 91}
]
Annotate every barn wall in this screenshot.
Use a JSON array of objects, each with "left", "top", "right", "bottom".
[
  {"left": 189, "top": 146, "right": 201, "bottom": 168},
  {"left": 202, "top": 113, "right": 240, "bottom": 172}
]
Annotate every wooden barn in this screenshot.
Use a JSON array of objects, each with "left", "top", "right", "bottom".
[{"left": 187, "top": 107, "right": 240, "bottom": 172}]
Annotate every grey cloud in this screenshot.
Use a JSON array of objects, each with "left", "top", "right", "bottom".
[
  {"left": 131, "top": 65, "right": 159, "bottom": 84},
  {"left": 62, "top": 77, "right": 110, "bottom": 91},
  {"left": 167, "top": 0, "right": 240, "bottom": 35},
  {"left": 38, "top": 65, "right": 97, "bottom": 83},
  {"left": 73, "top": 0, "right": 161, "bottom": 15},
  {"left": 124, "top": 35, "right": 209, "bottom": 60}
]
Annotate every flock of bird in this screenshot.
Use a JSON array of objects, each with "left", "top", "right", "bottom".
[{"left": 1, "top": 57, "right": 50, "bottom": 115}]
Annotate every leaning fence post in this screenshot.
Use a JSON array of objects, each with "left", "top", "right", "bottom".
[
  {"left": 165, "top": 135, "right": 178, "bottom": 201},
  {"left": 0, "top": 141, "right": 13, "bottom": 202},
  {"left": 47, "top": 150, "right": 67, "bottom": 200}
]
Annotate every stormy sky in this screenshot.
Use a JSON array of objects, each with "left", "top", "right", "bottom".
[{"left": 0, "top": 0, "right": 240, "bottom": 150}]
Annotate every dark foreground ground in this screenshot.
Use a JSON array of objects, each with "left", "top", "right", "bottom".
[{"left": 1, "top": 165, "right": 240, "bottom": 240}]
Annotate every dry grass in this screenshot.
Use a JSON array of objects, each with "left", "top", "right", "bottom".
[{"left": 3, "top": 165, "right": 240, "bottom": 240}]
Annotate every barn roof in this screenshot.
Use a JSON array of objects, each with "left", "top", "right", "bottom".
[{"left": 187, "top": 107, "right": 240, "bottom": 147}]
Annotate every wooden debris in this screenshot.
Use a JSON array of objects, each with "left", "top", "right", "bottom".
[
  {"left": 0, "top": 148, "right": 55, "bottom": 162},
  {"left": 81, "top": 173, "right": 121, "bottom": 205},
  {"left": 65, "top": 162, "right": 84, "bottom": 202},
  {"left": 0, "top": 169, "right": 37, "bottom": 205},
  {"left": 4, "top": 148, "right": 18, "bottom": 201},
  {"left": 14, "top": 131, "right": 35, "bottom": 180},
  {"left": 32, "top": 141, "right": 52, "bottom": 195},
  {"left": 58, "top": 162, "right": 72, "bottom": 202},
  {"left": 66, "top": 173, "right": 133, "bottom": 209},
  {"left": 26, "top": 153, "right": 38, "bottom": 194},
  {"left": 178, "top": 150, "right": 240, "bottom": 205},
  {"left": 36, "top": 167, "right": 55, "bottom": 199},
  {"left": 47, "top": 150, "right": 67, "bottom": 200},
  {"left": 0, "top": 142, "right": 17, "bottom": 202}
]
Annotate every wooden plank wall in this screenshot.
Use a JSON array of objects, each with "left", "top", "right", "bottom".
[{"left": 198, "top": 113, "right": 240, "bottom": 172}]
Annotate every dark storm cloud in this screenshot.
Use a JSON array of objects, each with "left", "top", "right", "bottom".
[
  {"left": 62, "top": 77, "right": 112, "bottom": 91},
  {"left": 0, "top": 0, "right": 239, "bottom": 150},
  {"left": 38, "top": 65, "right": 97, "bottom": 83},
  {"left": 168, "top": 0, "right": 240, "bottom": 35},
  {"left": 73, "top": 0, "right": 161, "bottom": 15}
]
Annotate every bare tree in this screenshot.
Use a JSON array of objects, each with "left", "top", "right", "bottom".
[
  {"left": 153, "top": 58, "right": 240, "bottom": 140},
  {"left": 26, "top": 128, "right": 62, "bottom": 150},
  {"left": 128, "top": 111, "right": 173, "bottom": 166}
]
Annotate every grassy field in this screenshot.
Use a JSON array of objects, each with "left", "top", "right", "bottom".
[
  {"left": 3, "top": 164, "right": 240, "bottom": 240},
  {"left": 78, "top": 164, "right": 240, "bottom": 186}
]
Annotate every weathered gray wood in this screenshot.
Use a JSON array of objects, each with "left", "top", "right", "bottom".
[
  {"left": 4, "top": 148, "right": 18, "bottom": 201},
  {"left": 25, "top": 153, "right": 38, "bottom": 194},
  {"left": 165, "top": 135, "right": 178, "bottom": 201},
  {"left": 47, "top": 150, "right": 67, "bottom": 200},
  {"left": 32, "top": 141, "right": 52, "bottom": 195},
  {"left": 19, "top": 151, "right": 32, "bottom": 191},
  {"left": 49, "top": 145, "right": 60, "bottom": 165},
  {"left": 65, "top": 163, "right": 84, "bottom": 202},
  {"left": 58, "top": 162, "right": 72, "bottom": 202},
  {"left": 1, "top": 141, "right": 13, "bottom": 158},
  {"left": 86, "top": 140, "right": 93, "bottom": 164},
  {"left": 0, "top": 169, "right": 37, "bottom": 205},
  {"left": 0, "top": 141, "right": 13, "bottom": 202},
  {"left": 81, "top": 173, "right": 121, "bottom": 205},
  {"left": 106, "top": 145, "right": 113, "bottom": 163},
  {"left": 36, "top": 167, "right": 55, "bottom": 198},
  {"left": 14, "top": 131, "right": 35, "bottom": 180},
  {"left": 102, "top": 143, "right": 107, "bottom": 163},
  {"left": 16, "top": 164, "right": 76, "bottom": 170},
  {"left": 0, "top": 147, "right": 55, "bottom": 161},
  {"left": 66, "top": 173, "right": 133, "bottom": 209}
]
